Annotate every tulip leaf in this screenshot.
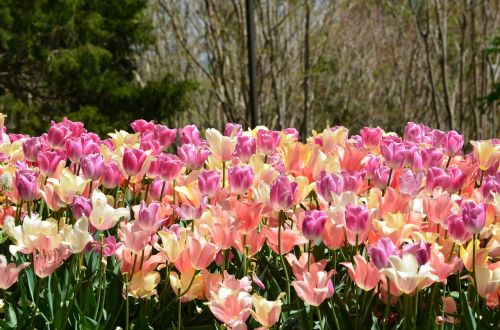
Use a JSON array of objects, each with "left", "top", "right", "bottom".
[{"left": 0, "top": 230, "right": 7, "bottom": 244}]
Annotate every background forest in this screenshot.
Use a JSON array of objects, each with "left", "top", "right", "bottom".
[{"left": 1, "top": 0, "right": 499, "bottom": 141}]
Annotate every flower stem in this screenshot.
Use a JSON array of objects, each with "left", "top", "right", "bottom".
[
  {"left": 242, "top": 234, "right": 247, "bottom": 275},
  {"left": 278, "top": 211, "right": 291, "bottom": 304},
  {"left": 383, "top": 277, "right": 391, "bottom": 330},
  {"left": 159, "top": 180, "right": 166, "bottom": 203}
]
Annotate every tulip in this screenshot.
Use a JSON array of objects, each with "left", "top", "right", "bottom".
[
  {"left": 37, "top": 151, "right": 63, "bottom": 176},
  {"left": 206, "top": 128, "right": 236, "bottom": 162},
  {"left": 15, "top": 169, "right": 38, "bottom": 201},
  {"left": 480, "top": 175, "right": 499, "bottom": 202},
  {"left": 421, "top": 148, "right": 444, "bottom": 169},
  {"left": 118, "top": 222, "right": 151, "bottom": 254},
  {"left": 224, "top": 123, "right": 242, "bottom": 137},
  {"left": 71, "top": 196, "right": 92, "bottom": 219},
  {"left": 270, "top": 175, "right": 297, "bottom": 211},
  {"left": 65, "top": 138, "right": 83, "bottom": 164},
  {"left": 291, "top": 268, "right": 334, "bottom": 306},
  {"left": 102, "top": 161, "right": 121, "bottom": 189},
  {"left": 381, "top": 141, "right": 405, "bottom": 168},
  {"left": 61, "top": 216, "right": 92, "bottom": 253},
  {"left": 470, "top": 140, "right": 500, "bottom": 171},
  {"left": 47, "top": 124, "right": 69, "bottom": 149},
  {"left": 345, "top": 204, "right": 370, "bottom": 235},
  {"left": 446, "top": 165, "right": 466, "bottom": 193},
  {"left": 373, "top": 166, "right": 390, "bottom": 189},
  {"left": 178, "top": 144, "right": 210, "bottom": 170},
  {"left": 153, "top": 124, "right": 177, "bottom": 148},
  {"left": 403, "top": 122, "right": 424, "bottom": 143},
  {"left": 135, "top": 201, "right": 163, "bottom": 234},
  {"left": 228, "top": 165, "right": 254, "bottom": 195},
  {"left": 0, "top": 255, "right": 30, "bottom": 289},
  {"left": 402, "top": 241, "right": 431, "bottom": 267},
  {"left": 130, "top": 119, "right": 155, "bottom": 134},
  {"left": 398, "top": 169, "right": 423, "bottom": 197},
  {"left": 51, "top": 168, "right": 88, "bottom": 204},
  {"left": 426, "top": 167, "right": 450, "bottom": 192},
  {"left": 301, "top": 210, "right": 328, "bottom": 241},
  {"left": 22, "top": 137, "right": 45, "bottom": 162},
  {"left": 179, "top": 125, "right": 201, "bottom": 146},
  {"left": 89, "top": 190, "right": 129, "bottom": 231},
  {"left": 169, "top": 268, "right": 204, "bottom": 301},
  {"left": 316, "top": 171, "right": 344, "bottom": 203},
  {"left": 444, "top": 131, "right": 464, "bottom": 156},
  {"left": 81, "top": 153, "right": 103, "bottom": 180},
  {"left": 198, "top": 170, "right": 221, "bottom": 198},
  {"left": 33, "top": 246, "right": 71, "bottom": 278},
  {"left": 250, "top": 293, "right": 285, "bottom": 328},
  {"left": 423, "top": 194, "right": 452, "bottom": 224},
  {"left": 461, "top": 201, "right": 486, "bottom": 234},
  {"left": 234, "top": 135, "right": 256, "bottom": 163},
  {"left": 341, "top": 255, "right": 380, "bottom": 291},
  {"left": 383, "top": 253, "right": 438, "bottom": 294},
  {"left": 159, "top": 154, "right": 183, "bottom": 181},
  {"left": 129, "top": 270, "right": 161, "bottom": 299},
  {"left": 257, "top": 129, "right": 281, "bottom": 155},
  {"left": 368, "top": 237, "right": 396, "bottom": 269},
  {"left": 94, "top": 235, "right": 118, "bottom": 257},
  {"left": 360, "top": 127, "right": 382, "bottom": 148},
  {"left": 446, "top": 214, "right": 469, "bottom": 243},
  {"left": 156, "top": 228, "right": 188, "bottom": 263},
  {"left": 235, "top": 200, "right": 264, "bottom": 234},
  {"left": 184, "top": 235, "right": 218, "bottom": 270},
  {"left": 122, "top": 148, "right": 148, "bottom": 177}
]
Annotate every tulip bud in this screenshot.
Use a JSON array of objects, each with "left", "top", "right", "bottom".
[
  {"left": 65, "top": 139, "right": 83, "bottom": 164},
  {"left": 257, "top": 129, "right": 281, "bottom": 154},
  {"left": 301, "top": 210, "right": 328, "bottom": 241},
  {"left": 403, "top": 122, "right": 424, "bottom": 143},
  {"left": 461, "top": 201, "right": 486, "bottom": 234},
  {"left": 368, "top": 238, "right": 396, "bottom": 269},
  {"left": 426, "top": 167, "right": 450, "bottom": 192},
  {"left": 81, "top": 153, "right": 103, "bottom": 180},
  {"left": 316, "top": 171, "right": 344, "bottom": 203},
  {"left": 47, "top": 125, "right": 69, "bottom": 149},
  {"left": 154, "top": 124, "right": 177, "bottom": 148},
  {"left": 446, "top": 165, "right": 466, "bottom": 193},
  {"left": 22, "top": 137, "right": 44, "bottom": 162},
  {"left": 234, "top": 135, "right": 256, "bottom": 163},
  {"left": 447, "top": 214, "right": 469, "bottom": 242},
  {"left": 373, "top": 166, "right": 390, "bottom": 189},
  {"left": 480, "top": 175, "right": 499, "bottom": 202},
  {"left": 131, "top": 119, "right": 155, "bottom": 134},
  {"left": 102, "top": 161, "right": 121, "bottom": 189},
  {"left": 360, "top": 127, "right": 382, "bottom": 148},
  {"left": 71, "top": 196, "right": 92, "bottom": 219},
  {"left": 345, "top": 204, "right": 369, "bottom": 235},
  {"left": 178, "top": 144, "right": 209, "bottom": 170},
  {"left": 15, "top": 170, "right": 38, "bottom": 201},
  {"left": 380, "top": 141, "right": 405, "bottom": 169},
  {"left": 444, "top": 131, "right": 464, "bottom": 156},
  {"left": 179, "top": 125, "right": 201, "bottom": 146},
  {"left": 122, "top": 148, "right": 147, "bottom": 176},
  {"left": 228, "top": 165, "right": 254, "bottom": 195},
  {"left": 224, "top": 123, "right": 242, "bottom": 137},
  {"left": 198, "top": 170, "right": 221, "bottom": 197},
  {"left": 37, "top": 151, "right": 62, "bottom": 176}
]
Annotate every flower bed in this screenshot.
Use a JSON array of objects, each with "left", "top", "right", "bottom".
[{"left": 0, "top": 115, "right": 498, "bottom": 329}]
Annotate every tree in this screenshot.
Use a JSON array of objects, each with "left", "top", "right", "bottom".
[{"left": 0, "top": 0, "right": 196, "bottom": 135}]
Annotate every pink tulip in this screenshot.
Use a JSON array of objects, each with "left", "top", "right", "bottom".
[
  {"left": 257, "top": 129, "right": 281, "bottom": 154},
  {"left": 228, "top": 165, "right": 254, "bottom": 195},
  {"left": 285, "top": 253, "right": 327, "bottom": 280},
  {"left": 291, "top": 268, "right": 334, "bottom": 306},
  {"left": 402, "top": 241, "right": 431, "bottom": 266},
  {"left": 235, "top": 200, "right": 264, "bottom": 234},
  {"left": 232, "top": 228, "right": 265, "bottom": 256},
  {"left": 33, "top": 247, "right": 71, "bottom": 278},
  {"left": 264, "top": 226, "right": 308, "bottom": 255},
  {"left": 185, "top": 235, "right": 218, "bottom": 270},
  {"left": 398, "top": 169, "right": 423, "bottom": 197},
  {"left": 461, "top": 201, "right": 486, "bottom": 234},
  {"left": 431, "top": 129, "right": 447, "bottom": 147},
  {"left": 373, "top": 166, "right": 390, "bottom": 189},
  {"left": 426, "top": 167, "right": 450, "bottom": 192},
  {"left": 37, "top": 151, "right": 63, "bottom": 176},
  {"left": 198, "top": 170, "right": 221, "bottom": 198},
  {"left": 159, "top": 154, "right": 183, "bottom": 181},
  {"left": 81, "top": 153, "right": 103, "bottom": 180},
  {"left": 94, "top": 235, "right": 118, "bottom": 257},
  {"left": 153, "top": 124, "right": 177, "bottom": 148},
  {"left": 65, "top": 139, "right": 83, "bottom": 164},
  {"left": 301, "top": 210, "right": 328, "bottom": 241},
  {"left": 365, "top": 156, "right": 381, "bottom": 179},
  {"left": 381, "top": 141, "right": 405, "bottom": 168},
  {"left": 342, "top": 171, "right": 361, "bottom": 192},
  {"left": 131, "top": 119, "right": 155, "bottom": 133},
  {"left": 122, "top": 148, "right": 147, "bottom": 177},
  {"left": 234, "top": 135, "right": 256, "bottom": 163},
  {"left": 179, "top": 125, "right": 201, "bottom": 146},
  {"left": 410, "top": 151, "right": 425, "bottom": 173},
  {"left": 224, "top": 123, "right": 242, "bottom": 137},
  {"left": 368, "top": 238, "right": 397, "bottom": 269},
  {"left": 446, "top": 214, "right": 469, "bottom": 243},
  {"left": 148, "top": 177, "right": 164, "bottom": 201},
  {"left": 444, "top": 131, "right": 464, "bottom": 156},
  {"left": 284, "top": 127, "right": 299, "bottom": 140},
  {"left": 341, "top": 255, "right": 380, "bottom": 291},
  {"left": 403, "top": 122, "right": 425, "bottom": 143},
  {"left": 47, "top": 124, "right": 69, "bottom": 149},
  {"left": 15, "top": 169, "right": 39, "bottom": 201},
  {"left": 270, "top": 175, "right": 297, "bottom": 211},
  {"left": 71, "top": 196, "right": 92, "bottom": 219},
  {"left": 0, "top": 256, "right": 30, "bottom": 289},
  {"left": 177, "top": 144, "right": 210, "bottom": 170},
  {"left": 423, "top": 194, "right": 452, "bottom": 224},
  {"left": 345, "top": 204, "right": 370, "bottom": 235},
  {"left": 118, "top": 222, "right": 151, "bottom": 255},
  {"left": 102, "top": 161, "right": 121, "bottom": 189},
  {"left": 480, "top": 175, "right": 499, "bottom": 202},
  {"left": 23, "top": 137, "right": 45, "bottom": 162},
  {"left": 316, "top": 171, "right": 344, "bottom": 202},
  {"left": 360, "top": 127, "right": 382, "bottom": 148},
  {"left": 421, "top": 148, "right": 444, "bottom": 169},
  {"left": 446, "top": 166, "right": 466, "bottom": 193},
  {"left": 136, "top": 201, "right": 163, "bottom": 234}
]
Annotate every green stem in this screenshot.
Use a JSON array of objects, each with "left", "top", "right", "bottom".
[
  {"left": 159, "top": 180, "right": 166, "bottom": 202},
  {"left": 278, "top": 211, "right": 291, "bottom": 304},
  {"left": 242, "top": 234, "right": 247, "bottom": 275},
  {"left": 177, "top": 288, "right": 182, "bottom": 329},
  {"left": 144, "top": 178, "right": 151, "bottom": 201},
  {"left": 383, "top": 277, "right": 391, "bottom": 330},
  {"left": 88, "top": 180, "right": 93, "bottom": 199},
  {"left": 316, "top": 307, "right": 323, "bottom": 330},
  {"left": 472, "top": 234, "right": 478, "bottom": 301},
  {"left": 125, "top": 278, "right": 130, "bottom": 330},
  {"left": 307, "top": 241, "right": 312, "bottom": 272},
  {"left": 123, "top": 176, "right": 131, "bottom": 206},
  {"left": 414, "top": 290, "right": 418, "bottom": 325}
]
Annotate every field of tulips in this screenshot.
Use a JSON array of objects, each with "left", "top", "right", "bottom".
[{"left": 0, "top": 114, "right": 498, "bottom": 329}]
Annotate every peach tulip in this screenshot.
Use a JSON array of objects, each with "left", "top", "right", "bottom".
[
  {"left": 205, "top": 128, "right": 236, "bottom": 162},
  {"left": 0, "top": 255, "right": 29, "bottom": 289},
  {"left": 170, "top": 268, "right": 204, "bottom": 302},
  {"left": 128, "top": 270, "right": 161, "bottom": 298},
  {"left": 341, "top": 255, "right": 380, "bottom": 291},
  {"left": 250, "top": 293, "right": 285, "bottom": 328},
  {"left": 291, "top": 267, "right": 334, "bottom": 306}
]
